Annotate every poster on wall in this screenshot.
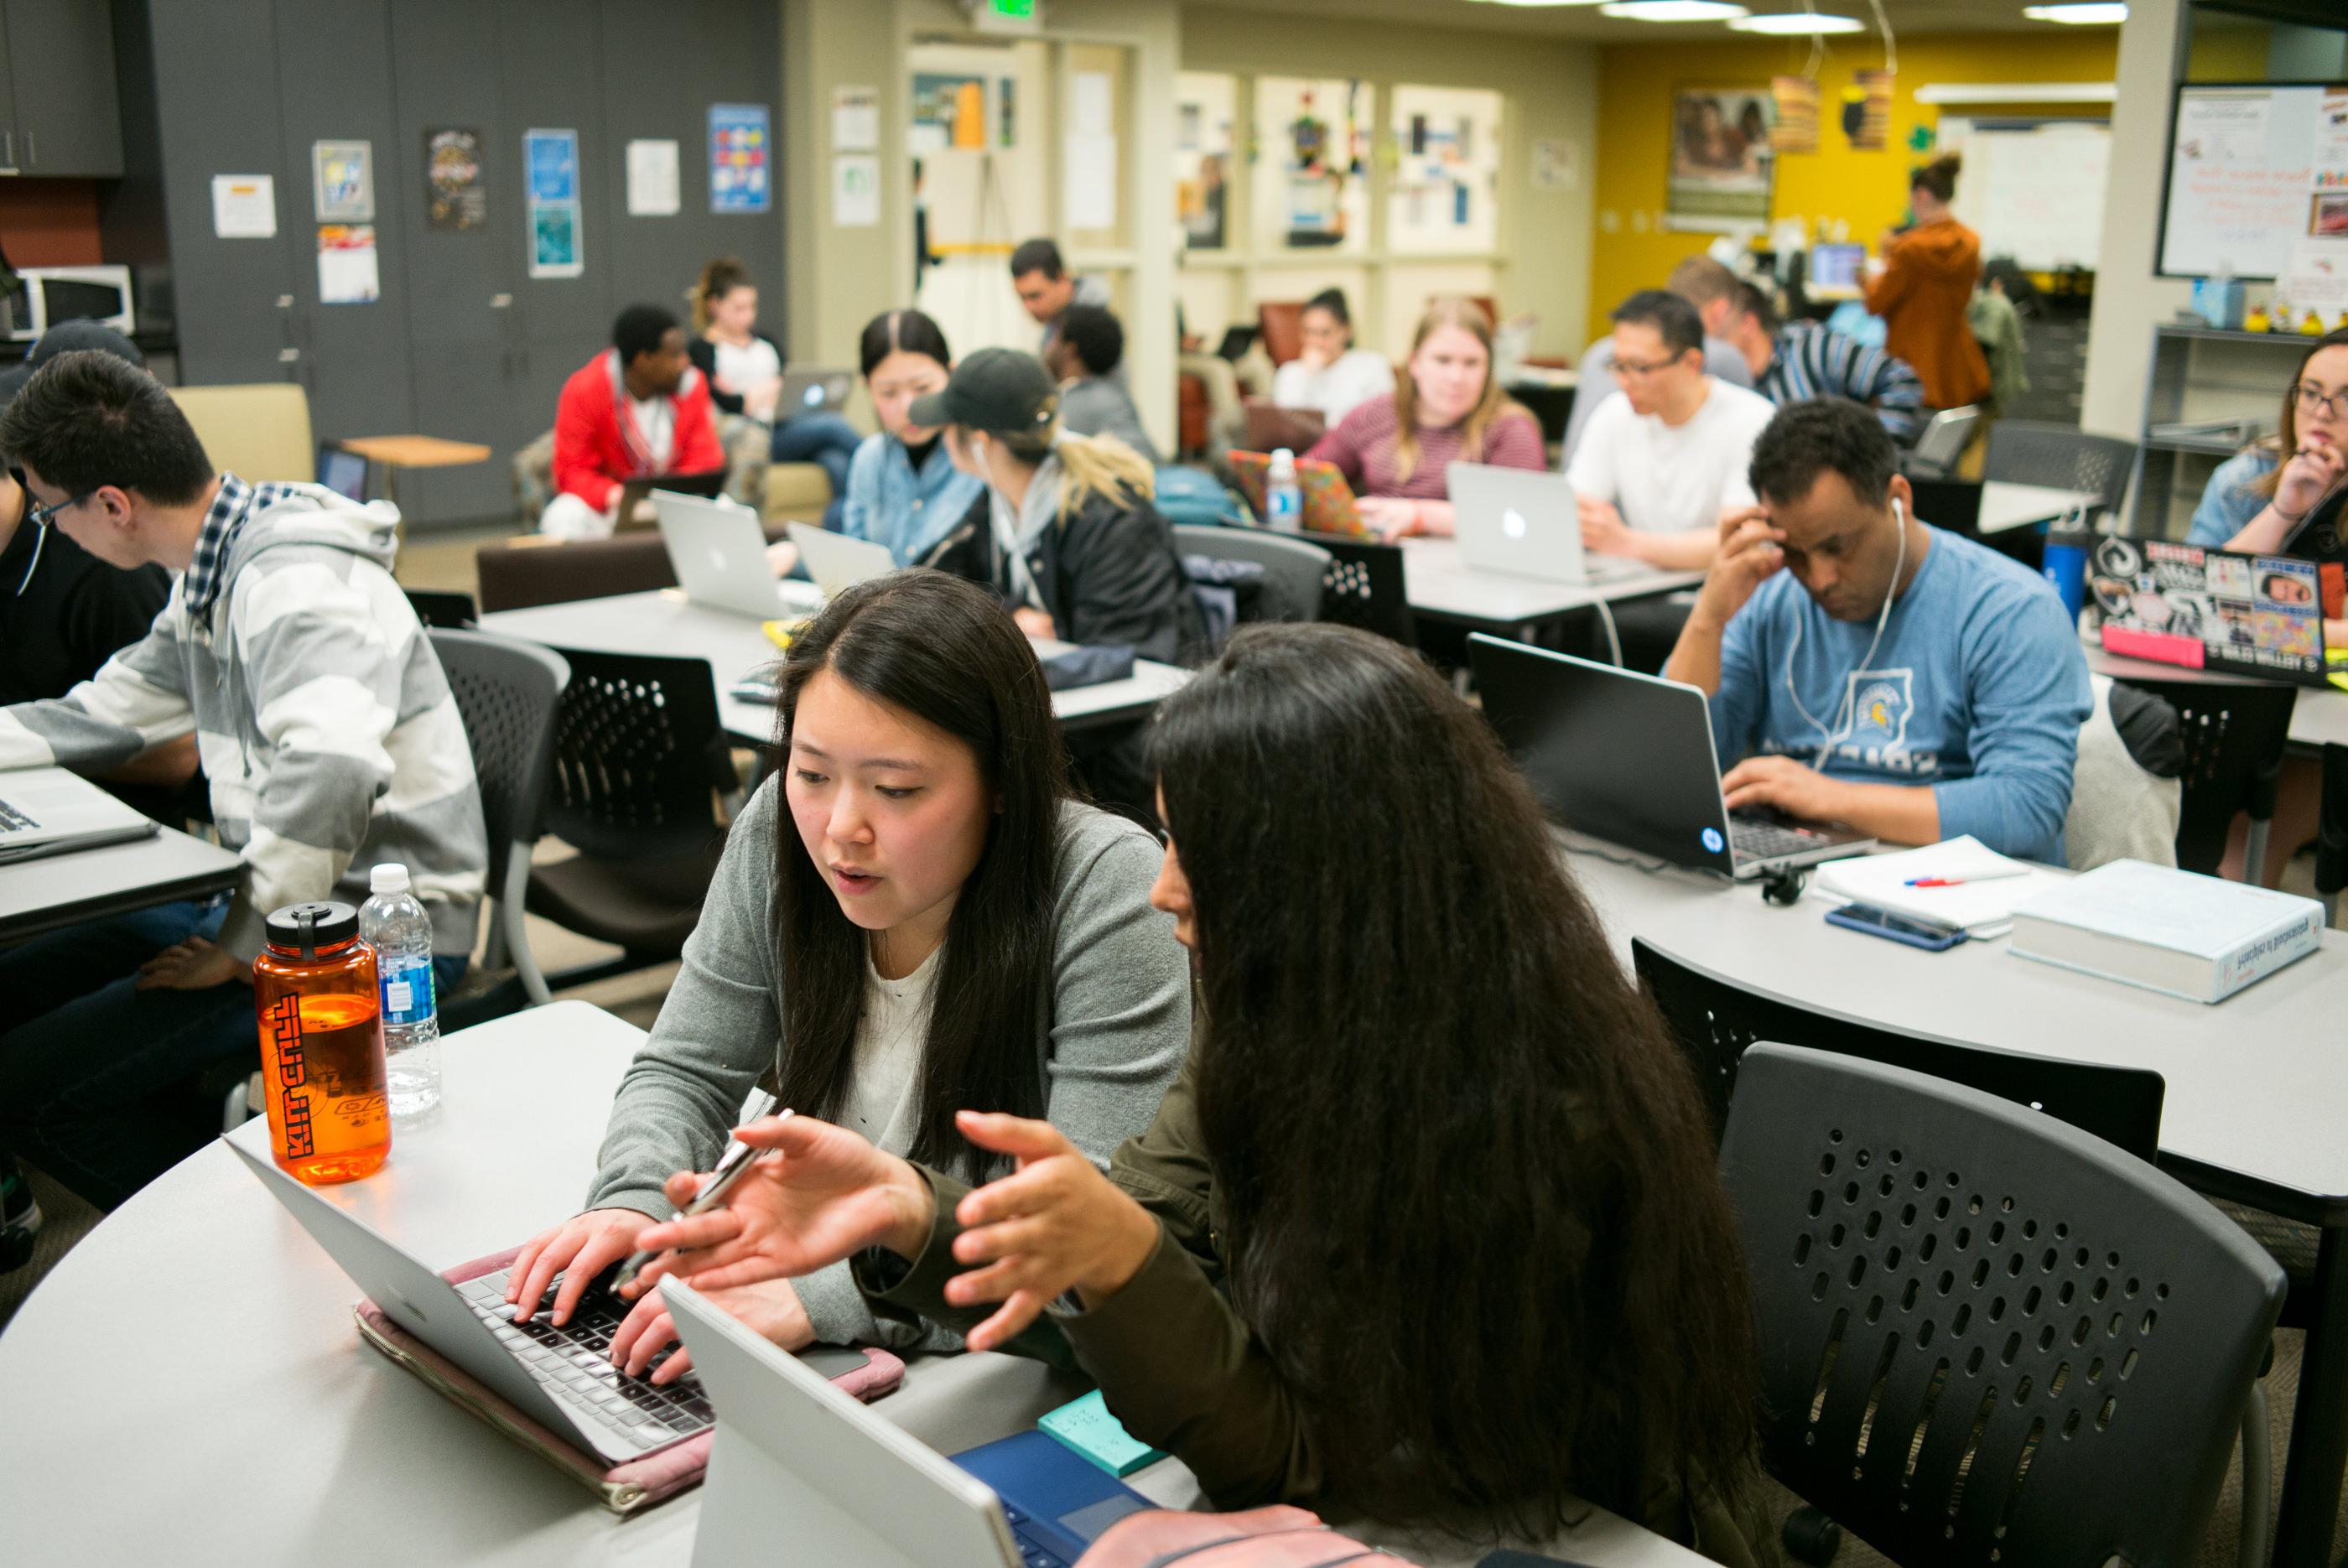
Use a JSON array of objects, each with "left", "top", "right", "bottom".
[
  {"left": 210, "top": 174, "right": 277, "bottom": 239},
  {"left": 709, "top": 103, "right": 771, "bottom": 213},
  {"left": 912, "top": 72, "right": 1016, "bottom": 154},
  {"left": 312, "top": 140, "right": 373, "bottom": 222},
  {"left": 424, "top": 128, "right": 486, "bottom": 231},
  {"left": 1181, "top": 152, "right": 1229, "bottom": 246},
  {"left": 1667, "top": 86, "right": 1774, "bottom": 231},
  {"left": 525, "top": 128, "right": 583, "bottom": 278},
  {"left": 316, "top": 225, "right": 379, "bottom": 304}
]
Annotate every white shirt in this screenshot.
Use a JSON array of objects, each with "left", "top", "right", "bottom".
[
  {"left": 712, "top": 335, "right": 782, "bottom": 402},
  {"left": 626, "top": 392, "right": 675, "bottom": 469},
  {"left": 1564, "top": 376, "right": 1776, "bottom": 537},
  {"left": 839, "top": 942, "right": 943, "bottom": 1157},
  {"left": 1270, "top": 349, "right": 1394, "bottom": 426}
]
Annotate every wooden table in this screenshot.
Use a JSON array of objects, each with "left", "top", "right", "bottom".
[{"left": 335, "top": 435, "right": 495, "bottom": 522}]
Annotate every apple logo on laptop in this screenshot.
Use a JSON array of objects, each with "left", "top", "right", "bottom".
[
  {"left": 1501, "top": 507, "right": 1528, "bottom": 540},
  {"left": 710, "top": 549, "right": 730, "bottom": 574}
]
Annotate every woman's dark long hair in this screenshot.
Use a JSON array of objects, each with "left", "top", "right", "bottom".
[
  {"left": 769, "top": 571, "right": 1069, "bottom": 1171},
  {"left": 1148, "top": 624, "right": 1758, "bottom": 1534}
]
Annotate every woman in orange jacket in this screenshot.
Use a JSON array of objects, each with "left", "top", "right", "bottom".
[{"left": 1865, "top": 153, "right": 1991, "bottom": 411}]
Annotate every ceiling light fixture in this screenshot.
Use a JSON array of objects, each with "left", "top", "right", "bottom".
[
  {"left": 1727, "top": 10, "right": 1865, "bottom": 30},
  {"left": 1462, "top": 0, "right": 1614, "bottom": 7},
  {"left": 1599, "top": 0, "right": 1752, "bottom": 19},
  {"left": 2021, "top": 3, "right": 2127, "bottom": 22}
]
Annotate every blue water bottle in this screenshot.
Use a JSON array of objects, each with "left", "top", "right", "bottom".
[{"left": 2043, "top": 524, "right": 2091, "bottom": 627}]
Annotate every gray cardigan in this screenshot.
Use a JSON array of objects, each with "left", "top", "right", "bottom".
[{"left": 585, "top": 780, "right": 1193, "bottom": 1347}]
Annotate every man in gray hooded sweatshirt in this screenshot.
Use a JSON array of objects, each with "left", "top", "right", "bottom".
[{"left": 0, "top": 350, "right": 486, "bottom": 1212}]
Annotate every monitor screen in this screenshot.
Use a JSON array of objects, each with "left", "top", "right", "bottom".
[
  {"left": 317, "top": 445, "right": 368, "bottom": 503},
  {"left": 1811, "top": 242, "right": 1866, "bottom": 291},
  {"left": 36, "top": 277, "right": 128, "bottom": 326}
]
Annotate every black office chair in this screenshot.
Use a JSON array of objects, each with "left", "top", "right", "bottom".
[
  {"left": 1722, "top": 1042, "right": 2284, "bottom": 1568},
  {"left": 1982, "top": 420, "right": 2137, "bottom": 525},
  {"left": 1633, "top": 940, "right": 2164, "bottom": 1160},
  {"left": 1306, "top": 531, "right": 1417, "bottom": 650},
  {"left": 2106, "top": 678, "right": 2299, "bottom": 881},
  {"left": 428, "top": 629, "right": 569, "bottom": 1020},
  {"left": 2320, "top": 742, "right": 2347, "bottom": 930},
  {"left": 1171, "top": 523, "right": 1329, "bottom": 625},
  {"left": 526, "top": 648, "right": 736, "bottom": 989}
]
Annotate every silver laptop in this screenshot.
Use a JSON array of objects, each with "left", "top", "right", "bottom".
[
  {"left": 670, "top": 1278, "right": 1037, "bottom": 1568},
  {"left": 656, "top": 491, "right": 825, "bottom": 620},
  {"left": 1448, "top": 462, "right": 1642, "bottom": 585},
  {"left": 224, "top": 1133, "right": 863, "bottom": 1466},
  {"left": 0, "top": 766, "right": 158, "bottom": 864},
  {"left": 780, "top": 366, "right": 856, "bottom": 418},
  {"left": 788, "top": 522, "right": 896, "bottom": 599}
]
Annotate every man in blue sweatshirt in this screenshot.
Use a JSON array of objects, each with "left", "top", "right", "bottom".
[{"left": 1665, "top": 397, "right": 2090, "bottom": 862}]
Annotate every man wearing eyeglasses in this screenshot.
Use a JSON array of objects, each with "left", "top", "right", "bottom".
[{"left": 1565, "top": 288, "right": 1779, "bottom": 576}]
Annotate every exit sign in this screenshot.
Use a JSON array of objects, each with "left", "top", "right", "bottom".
[{"left": 968, "top": 0, "right": 1041, "bottom": 33}]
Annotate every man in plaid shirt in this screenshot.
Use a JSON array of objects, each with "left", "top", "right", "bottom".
[{"left": 1724, "top": 281, "right": 1926, "bottom": 447}]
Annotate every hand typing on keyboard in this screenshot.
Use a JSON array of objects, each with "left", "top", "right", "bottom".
[
  {"left": 607, "top": 1275, "right": 814, "bottom": 1384},
  {"left": 1720, "top": 755, "right": 1852, "bottom": 826}
]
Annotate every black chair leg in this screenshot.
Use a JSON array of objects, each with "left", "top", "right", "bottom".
[{"left": 1782, "top": 1506, "right": 1842, "bottom": 1565}]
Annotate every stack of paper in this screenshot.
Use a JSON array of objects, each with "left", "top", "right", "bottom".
[{"left": 1812, "top": 837, "right": 2070, "bottom": 938}]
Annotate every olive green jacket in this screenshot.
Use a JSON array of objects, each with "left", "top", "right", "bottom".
[{"left": 850, "top": 1049, "right": 1764, "bottom": 1568}]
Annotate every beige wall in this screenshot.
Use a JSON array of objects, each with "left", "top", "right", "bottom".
[
  {"left": 1180, "top": 7, "right": 1599, "bottom": 362},
  {"left": 2080, "top": 0, "right": 2192, "bottom": 439}
]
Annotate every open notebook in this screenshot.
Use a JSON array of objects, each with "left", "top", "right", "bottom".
[{"left": 1813, "top": 838, "right": 2070, "bottom": 939}]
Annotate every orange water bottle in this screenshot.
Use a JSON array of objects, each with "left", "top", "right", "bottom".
[{"left": 254, "top": 901, "right": 391, "bottom": 1184}]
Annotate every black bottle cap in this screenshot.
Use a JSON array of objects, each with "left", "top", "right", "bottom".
[{"left": 263, "top": 901, "right": 359, "bottom": 958}]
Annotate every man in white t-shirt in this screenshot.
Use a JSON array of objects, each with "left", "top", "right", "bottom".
[{"left": 1566, "top": 289, "right": 1777, "bottom": 573}]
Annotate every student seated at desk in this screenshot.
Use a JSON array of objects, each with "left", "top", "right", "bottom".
[
  {"left": 2187, "top": 325, "right": 2347, "bottom": 884},
  {"left": 1566, "top": 290, "right": 1777, "bottom": 573},
  {"left": 1665, "top": 398, "right": 2090, "bottom": 862},
  {"left": 1044, "top": 304, "right": 1160, "bottom": 465},
  {"left": 778, "top": 309, "right": 983, "bottom": 574},
  {"left": 0, "top": 350, "right": 484, "bottom": 1215},
  {"left": 622, "top": 622, "right": 1765, "bottom": 1565},
  {"left": 1722, "top": 279, "right": 1925, "bottom": 446},
  {"left": 1560, "top": 254, "right": 1754, "bottom": 462},
  {"left": 1270, "top": 288, "right": 1393, "bottom": 426},
  {"left": 1304, "top": 296, "right": 1545, "bottom": 539},
  {"left": 1012, "top": 237, "right": 1113, "bottom": 371},
  {"left": 687, "top": 256, "right": 861, "bottom": 525},
  {"left": 506, "top": 571, "right": 1190, "bottom": 1357},
  {"left": 540, "top": 304, "right": 725, "bottom": 540}
]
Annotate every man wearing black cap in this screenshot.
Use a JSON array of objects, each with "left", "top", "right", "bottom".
[{"left": 0, "top": 323, "right": 172, "bottom": 709}]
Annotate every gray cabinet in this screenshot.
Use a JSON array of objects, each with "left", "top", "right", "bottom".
[
  {"left": 0, "top": 0, "right": 124, "bottom": 176},
  {"left": 127, "top": 0, "right": 782, "bottom": 528}
]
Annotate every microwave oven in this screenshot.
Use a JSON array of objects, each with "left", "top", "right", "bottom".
[{"left": 6, "top": 265, "right": 135, "bottom": 343}]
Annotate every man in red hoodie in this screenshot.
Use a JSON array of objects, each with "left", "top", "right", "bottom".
[{"left": 541, "top": 304, "right": 725, "bottom": 538}]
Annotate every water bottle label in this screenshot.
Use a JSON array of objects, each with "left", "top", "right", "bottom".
[{"left": 380, "top": 956, "right": 437, "bottom": 1025}]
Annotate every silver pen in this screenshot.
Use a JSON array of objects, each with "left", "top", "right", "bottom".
[{"left": 613, "top": 1094, "right": 786, "bottom": 1292}]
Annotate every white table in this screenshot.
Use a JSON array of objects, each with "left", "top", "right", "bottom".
[
  {"left": 2086, "top": 641, "right": 2348, "bottom": 754},
  {"left": 1400, "top": 538, "right": 1701, "bottom": 632},
  {"left": 0, "top": 1001, "right": 1705, "bottom": 1568},
  {"left": 481, "top": 590, "right": 1191, "bottom": 747},
  {"left": 0, "top": 823, "right": 242, "bottom": 946},
  {"left": 1974, "top": 480, "right": 2102, "bottom": 537}
]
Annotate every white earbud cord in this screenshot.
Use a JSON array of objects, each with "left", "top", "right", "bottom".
[
  {"left": 1784, "top": 496, "right": 1909, "bottom": 771},
  {"left": 14, "top": 519, "right": 47, "bottom": 597}
]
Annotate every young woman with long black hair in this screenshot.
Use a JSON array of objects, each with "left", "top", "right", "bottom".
[
  {"left": 625, "top": 623, "right": 1765, "bottom": 1563},
  {"left": 506, "top": 570, "right": 1192, "bottom": 1374}
]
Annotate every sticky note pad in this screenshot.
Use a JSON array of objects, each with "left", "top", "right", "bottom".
[{"left": 1037, "top": 1389, "right": 1166, "bottom": 1477}]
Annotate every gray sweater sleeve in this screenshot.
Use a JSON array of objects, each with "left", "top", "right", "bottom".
[{"left": 584, "top": 786, "right": 1192, "bottom": 1352}]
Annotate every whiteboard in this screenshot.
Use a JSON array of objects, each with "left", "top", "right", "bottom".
[
  {"left": 1948, "top": 120, "right": 2111, "bottom": 272},
  {"left": 2158, "top": 83, "right": 2342, "bottom": 280}
]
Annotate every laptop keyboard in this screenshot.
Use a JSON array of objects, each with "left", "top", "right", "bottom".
[
  {"left": 0, "top": 799, "right": 36, "bottom": 833},
  {"left": 1000, "top": 1503, "right": 1074, "bottom": 1568},
  {"left": 455, "top": 1267, "right": 714, "bottom": 1452},
  {"left": 1730, "top": 817, "right": 1833, "bottom": 864}
]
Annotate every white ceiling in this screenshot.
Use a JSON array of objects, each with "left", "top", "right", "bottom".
[{"left": 1184, "top": 0, "right": 2127, "bottom": 45}]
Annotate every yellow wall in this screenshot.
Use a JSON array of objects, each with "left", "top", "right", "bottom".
[{"left": 1586, "top": 31, "right": 2120, "bottom": 341}]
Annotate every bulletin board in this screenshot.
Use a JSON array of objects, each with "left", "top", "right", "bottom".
[
  {"left": 2156, "top": 81, "right": 2348, "bottom": 280},
  {"left": 1945, "top": 118, "right": 2111, "bottom": 272}
]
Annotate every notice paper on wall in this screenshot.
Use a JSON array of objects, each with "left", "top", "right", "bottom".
[
  {"left": 833, "top": 153, "right": 880, "bottom": 227},
  {"left": 833, "top": 86, "right": 880, "bottom": 152},
  {"left": 1072, "top": 71, "right": 1113, "bottom": 138},
  {"left": 1064, "top": 133, "right": 1117, "bottom": 230},
  {"left": 525, "top": 128, "right": 584, "bottom": 278},
  {"left": 626, "top": 139, "right": 680, "bottom": 216},
  {"left": 316, "top": 225, "right": 379, "bottom": 304},
  {"left": 211, "top": 174, "right": 277, "bottom": 239},
  {"left": 312, "top": 140, "right": 373, "bottom": 222}
]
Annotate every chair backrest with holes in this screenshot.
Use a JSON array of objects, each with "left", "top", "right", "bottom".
[
  {"left": 1982, "top": 421, "right": 2137, "bottom": 522},
  {"left": 543, "top": 646, "right": 735, "bottom": 861},
  {"left": 1633, "top": 940, "right": 2164, "bottom": 1161},
  {"left": 1722, "top": 1043, "right": 2283, "bottom": 1568},
  {"left": 426, "top": 630, "right": 569, "bottom": 896},
  {"left": 1306, "top": 531, "right": 1416, "bottom": 649},
  {"left": 2107, "top": 678, "right": 2298, "bottom": 876},
  {"left": 1172, "top": 524, "right": 1329, "bottom": 625}
]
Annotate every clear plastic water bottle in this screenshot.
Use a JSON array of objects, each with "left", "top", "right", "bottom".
[
  {"left": 358, "top": 862, "right": 441, "bottom": 1127},
  {"left": 1265, "top": 448, "right": 1304, "bottom": 533}
]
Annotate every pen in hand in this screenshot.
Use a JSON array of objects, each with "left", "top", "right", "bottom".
[{"left": 612, "top": 1102, "right": 791, "bottom": 1294}]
